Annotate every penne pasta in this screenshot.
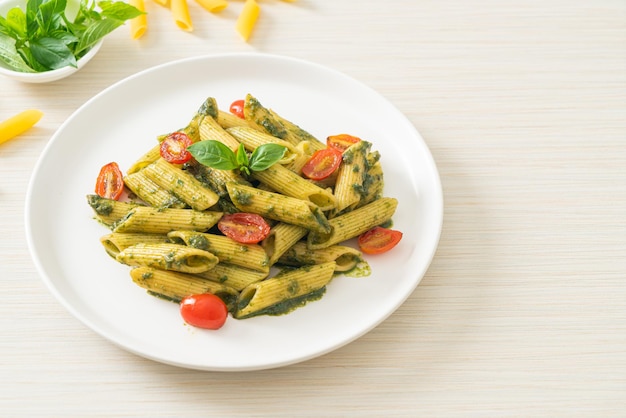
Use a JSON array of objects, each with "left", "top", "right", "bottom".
[
  {"left": 195, "top": 0, "right": 227, "bottom": 12},
  {"left": 0, "top": 109, "right": 43, "bottom": 145},
  {"left": 225, "top": 126, "right": 298, "bottom": 165},
  {"left": 142, "top": 158, "right": 219, "bottom": 211},
  {"left": 226, "top": 182, "right": 331, "bottom": 234},
  {"left": 167, "top": 230, "right": 270, "bottom": 273},
  {"left": 116, "top": 242, "right": 219, "bottom": 273},
  {"left": 277, "top": 241, "right": 362, "bottom": 272},
  {"left": 217, "top": 110, "right": 253, "bottom": 130},
  {"left": 124, "top": 170, "right": 187, "bottom": 209},
  {"left": 235, "top": 0, "right": 260, "bottom": 41},
  {"left": 308, "top": 197, "right": 398, "bottom": 249},
  {"left": 199, "top": 114, "right": 241, "bottom": 151},
  {"left": 100, "top": 232, "right": 170, "bottom": 258},
  {"left": 86, "top": 195, "right": 139, "bottom": 228},
  {"left": 128, "top": 0, "right": 147, "bottom": 39},
  {"left": 130, "top": 266, "right": 239, "bottom": 310},
  {"left": 127, "top": 144, "right": 161, "bottom": 174},
  {"left": 235, "top": 262, "right": 336, "bottom": 319},
  {"left": 194, "top": 263, "right": 268, "bottom": 291},
  {"left": 261, "top": 222, "right": 308, "bottom": 265},
  {"left": 170, "top": 0, "right": 193, "bottom": 31},
  {"left": 242, "top": 94, "right": 287, "bottom": 140},
  {"left": 333, "top": 140, "right": 372, "bottom": 214},
  {"left": 251, "top": 163, "right": 336, "bottom": 211},
  {"left": 113, "top": 206, "right": 223, "bottom": 234}
]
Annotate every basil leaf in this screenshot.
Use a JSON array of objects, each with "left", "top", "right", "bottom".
[
  {"left": 99, "top": 0, "right": 145, "bottom": 20},
  {"left": 249, "top": 143, "right": 287, "bottom": 172},
  {"left": 0, "top": 33, "right": 35, "bottom": 72},
  {"left": 187, "top": 140, "right": 239, "bottom": 170},
  {"left": 30, "top": 36, "right": 76, "bottom": 69},
  {"left": 235, "top": 143, "right": 249, "bottom": 167},
  {"left": 74, "top": 18, "right": 121, "bottom": 55},
  {"left": 2, "top": 7, "right": 27, "bottom": 38}
]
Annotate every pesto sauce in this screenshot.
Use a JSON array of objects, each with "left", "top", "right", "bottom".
[
  {"left": 344, "top": 259, "right": 372, "bottom": 278},
  {"left": 237, "top": 287, "right": 327, "bottom": 319},
  {"left": 188, "top": 234, "right": 210, "bottom": 250},
  {"left": 87, "top": 195, "right": 114, "bottom": 216}
]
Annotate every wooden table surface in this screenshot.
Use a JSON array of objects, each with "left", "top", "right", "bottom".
[{"left": 1, "top": 1, "right": 625, "bottom": 416}]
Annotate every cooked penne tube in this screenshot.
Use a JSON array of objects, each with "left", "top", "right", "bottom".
[
  {"left": 235, "top": 261, "right": 336, "bottom": 319},
  {"left": 124, "top": 171, "right": 187, "bottom": 209},
  {"left": 113, "top": 206, "right": 223, "bottom": 234},
  {"left": 116, "top": 242, "right": 219, "bottom": 273},
  {"left": 199, "top": 114, "right": 241, "bottom": 151},
  {"left": 277, "top": 242, "right": 362, "bottom": 272},
  {"left": 235, "top": 0, "right": 260, "bottom": 41},
  {"left": 167, "top": 230, "right": 270, "bottom": 273},
  {"left": 195, "top": 0, "right": 227, "bottom": 12},
  {"left": 217, "top": 110, "right": 252, "bottom": 129},
  {"left": 185, "top": 161, "right": 249, "bottom": 198},
  {"left": 226, "top": 182, "right": 331, "bottom": 234},
  {"left": 251, "top": 163, "right": 336, "bottom": 211},
  {"left": 194, "top": 263, "right": 268, "bottom": 291},
  {"left": 100, "top": 232, "right": 170, "bottom": 258},
  {"left": 86, "top": 195, "right": 139, "bottom": 228},
  {"left": 130, "top": 266, "right": 239, "bottom": 310},
  {"left": 307, "top": 197, "right": 398, "bottom": 249},
  {"left": 333, "top": 140, "right": 372, "bottom": 213},
  {"left": 127, "top": 144, "right": 161, "bottom": 174},
  {"left": 261, "top": 222, "right": 308, "bottom": 265},
  {"left": 170, "top": 0, "right": 193, "bottom": 31},
  {"left": 241, "top": 94, "right": 287, "bottom": 139},
  {"left": 142, "top": 158, "right": 219, "bottom": 211},
  {"left": 269, "top": 109, "right": 326, "bottom": 151},
  {"left": 128, "top": 0, "right": 147, "bottom": 39},
  {"left": 357, "top": 161, "right": 384, "bottom": 207}
]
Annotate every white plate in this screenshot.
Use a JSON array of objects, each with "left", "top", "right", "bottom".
[{"left": 25, "top": 53, "right": 443, "bottom": 371}]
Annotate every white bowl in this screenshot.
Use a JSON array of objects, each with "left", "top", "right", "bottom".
[{"left": 0, "top": 0, "right": 103, "bottom": 83}]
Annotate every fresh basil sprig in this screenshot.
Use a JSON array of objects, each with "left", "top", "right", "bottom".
[
  {"left": 187, "top": 140, "right": 287, "bottom": 175},
  {"left": 0, "top": 0, "right": 144, "bottom": 72}
]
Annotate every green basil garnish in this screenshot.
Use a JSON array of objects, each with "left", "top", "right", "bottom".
[{"left": 187, "top": 140, "right": 286, "bottom": 175}]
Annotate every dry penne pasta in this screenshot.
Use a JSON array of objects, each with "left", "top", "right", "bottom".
[
  {"left": 195, "top": 0, "right": 227, "bottom": 12},
  {"left": 170, "top": 0, "right": 193, "bottom": 31},
  {"left": 128, "top": 0, "right": 147, "bottom": 39},
  {"left": 0, "top": 109, "right": 43, "bottom": 145},
  {"left": 235, "top": 0, "right": 260, "bottom": 41}
]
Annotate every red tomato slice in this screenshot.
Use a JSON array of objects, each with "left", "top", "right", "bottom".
[
  {"left": 95, "top": 162, "right": 124, "bottom": 200},
  {"left": 327, "top": 134, "right": 361, "bottom": 153},
  {"left": 180, "top": 293, "right": 228, "bottom": 330},
  {"left": 358, "top": 226, "right": 403, "bottom": 255},
  {"left": 160, "top": 132, "right": 193, "bottom": 164},
  {"left": 229, "top": 99, "right": 245, "bottom": 119},
  {"left": 301, "top": 148, "right": 343, "bottom": 181},
  {"left": 218, "top": 213, "right": 271, "bottom": 244}
]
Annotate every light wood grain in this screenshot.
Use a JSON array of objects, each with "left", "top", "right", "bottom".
[{"left": 1, "top": 1, "right": 625, "bottom": 416}]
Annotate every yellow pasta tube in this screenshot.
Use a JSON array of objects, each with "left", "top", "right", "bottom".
[
  {"left": 277, "top": 242, "right": 362, "bottom": 272},
  {"left": 142, "top": 158, "right": 219, "bottom": 211},
  {"left": 195, "top": 0, "right": 227, "bottom": 12},
  {"left": 0, "top": 109, "right": 43, "bottom": 145},
  {"left": 308, "top": 197, "right": 398, "bottom": 249},
  {"left": 167, "top": 230, "right": 270, "bottom": 273},
  {"left": 261, "top": 222, "right": 307, "bottom": 265},
  {"left": 127, "top": 144, "right": 161, "bottom": 174},
  {"left": 130, "top": 267, "right": 239, "bottom": 310},
  {"left": 113, "top": 206, "right": 223, "bottom": 234},
  {"left": 236, "top": 0, "right": 260, "bottom": 41},
  {"left": 251, "top": 163, "right": 336, "bottom": 211},
  {"left": 269, "top": 109, "right": 325, "bottom": 151},
  {"left": 128, "top": 0, "right": 147, "bottom": 39},
  {"left": 225, "top": 126, "right": 297, "bottom": 165},
  {"left": 235, "top": 262, "right": 336, "bottom": 319},
  {"left": 100, "top": 232, "right": 169, "bottom": 258},
  {"left": 116, "top": 242, "right": 219, "bottom": 273},
  {"left": 226, "top": 182, "right": 331, "bottom": 234},
  {"left": 171, "top": 0, "right": 193, "bottom": 31},
  {"left": 151, "top": 0, "right": 168, "bottom": 6}
]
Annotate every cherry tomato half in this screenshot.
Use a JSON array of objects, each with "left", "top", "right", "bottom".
[
  {"left": 95, "top": 162, "right": 124, "bottom": 200},
  {"left": 301, "top": 148, "right": 343, "bottom": 181},
  {"left": 180, "top": 293, "right": 228, "bottom": 330},
  {"left": 229, "top": 99, "right": 245, "bottom": 119},
  {"left": 357, "top": 226, "right": 403, "bottom": 255},
  {"left": 218, "top": 213, "right": 271, "bottom": 244},
  {"left": 327, "top": 134, "right": 361, "bottom": 153},
  {"left": 160, "top": 132, "right": 193, "bottom": 164}
]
